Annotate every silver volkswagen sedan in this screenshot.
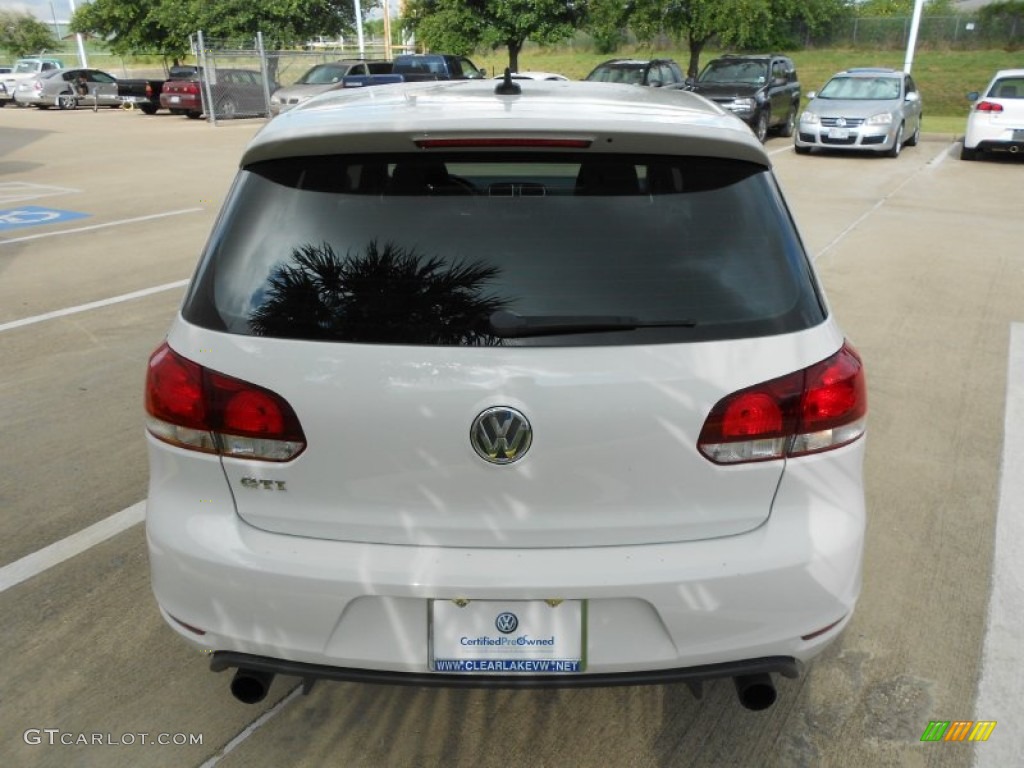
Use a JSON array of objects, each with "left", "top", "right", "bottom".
[{"left": 795, "top": 68, "right": 922, "bottom": 157}]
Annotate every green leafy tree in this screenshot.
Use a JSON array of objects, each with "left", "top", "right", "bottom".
[
  {"left": 0, "top": 11, "right": 56, "bottom": 57},
  {"left": 73, "top": 0, "right": 358, "bottom": 63},
  {"left": 628, "top": 0, "right": 848, "bottom": 78},
  {"left": 404, "top": 0, "right": 583, "bottom": 72}
]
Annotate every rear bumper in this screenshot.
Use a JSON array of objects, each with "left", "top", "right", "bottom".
[
  {"left": 147, "top": 436, "right": 865, "bottom": 678},
  {"left": 210, "top": 650, "right": 800, "bottom": 690}
]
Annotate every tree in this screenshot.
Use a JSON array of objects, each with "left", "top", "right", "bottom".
[
  {"left": 627, "top": 0, "right": 848, "bottom": 79},
  {"left": 72, "top": 0, "right": 358, "bottom": 62},
  {"left": 0, "top": 11, "right": 56, "bottom": 57},
  {"left": 404, "top": 0, "right": 582, "bottom": 73}
]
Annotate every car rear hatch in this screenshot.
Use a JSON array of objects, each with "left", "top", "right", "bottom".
[{"left": 169, "top": 148, "right": 838, "bottom": 549}]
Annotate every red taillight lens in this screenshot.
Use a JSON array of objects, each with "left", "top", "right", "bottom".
[
  {"left": 720, "top": 393, "right": 785, "bottom": 438},
  {"left": 185, "top": 83, "right": 199, "bottom": 95},
  {"left": 698, "top": 342, "right": 866, "bottom": 464},
  {"left": 145, "top": 83, "right": 153, "bottom": 98},
  {"left": 145, "top": 343, "right": 305, "bottom": 461},
  {"left": 145, "top": 344, "right": 205, "bottom": 429},
  {"left": 976, "top": 101, "right": 1003, "bottom": 113}
]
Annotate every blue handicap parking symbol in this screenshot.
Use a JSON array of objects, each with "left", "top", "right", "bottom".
[{"left": 0, "top": 206, "right": 91, "bottom": 232}]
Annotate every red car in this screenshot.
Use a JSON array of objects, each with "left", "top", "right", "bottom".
[{"left": 160, "top": 67, "right": 270, "bottom": 119}]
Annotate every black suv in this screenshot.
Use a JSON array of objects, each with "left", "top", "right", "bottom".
[
  {"left": 584, "top": 59, "right": 684, "bottom": 88},
  {"left": 686, "top": 54, "right": 801, "bottom": 142}
]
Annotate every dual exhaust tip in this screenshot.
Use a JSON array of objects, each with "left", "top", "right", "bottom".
[{"left": 229, "top": 667, "right": 777, "bottom": 711}]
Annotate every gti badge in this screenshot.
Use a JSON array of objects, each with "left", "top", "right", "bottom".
[{"left": 471, "top": 407, "right": 532, "bottom": 464}]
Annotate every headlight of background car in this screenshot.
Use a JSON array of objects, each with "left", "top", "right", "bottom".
[
  {"left": 799, "top": 111, "right": 820, "bottom": 125},
  {"left": 733, "top": 98, "right": 756, "bottom": 111},
  {"left": 867, "top": 112, "right": 894, "bottom": 125}
]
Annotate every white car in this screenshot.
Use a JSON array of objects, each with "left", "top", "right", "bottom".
[
  {"left": 145, "top": 79, "right": 867, "bottom": 710},
  {"left": 961, "top": 68, "right": 1024, "bottom": 161}
]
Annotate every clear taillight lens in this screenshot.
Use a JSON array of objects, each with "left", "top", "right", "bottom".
[
  {"left": 698, "top": 343, "right": 866, "bottom": 464},
  {"left": 145, "top": 343, "right": 306, "bottom": 461}
]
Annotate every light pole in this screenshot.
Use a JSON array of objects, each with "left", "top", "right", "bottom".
[
  {"left": 68, "top": 0, "right": 88, "bottom": 67},
  {"left": 354, "top": 0, "right": 365, "bottom": 57}
]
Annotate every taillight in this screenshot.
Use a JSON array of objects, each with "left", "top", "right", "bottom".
[
  {"left": 184, "top": 83, "right": 199, "bottom": 95},
  {"left": 145, "top": 343, "right": 306, "bottom": 461},
  {"left": 145, "top": 83, "right": 153, "bottom": 98},
  {"left": 976, "top": 101, "right": 1003, "bottom": 113},
  {"left": 698, "top": 343, "right": 866, "bottom": 464}
]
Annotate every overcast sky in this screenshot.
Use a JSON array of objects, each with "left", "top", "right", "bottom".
[{"left": 11, "top": 1, "right": 71, "bottom": 24}]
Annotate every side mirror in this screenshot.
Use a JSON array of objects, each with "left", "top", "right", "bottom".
[
  {"left": 966, "top": 91, "right": 979, "bottom": 102},
  {"left": 806, "top": 91, "right": 817, "bottom": 100},
  {"left": 905, "top": 91, "right": 920, "bottom": 103},
  {"left": 648, "top": 79, "right": 662, "bottom": 88}
]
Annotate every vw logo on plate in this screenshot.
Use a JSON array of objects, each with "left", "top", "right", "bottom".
[
  {"left": 495, "top": 612, "right": 519, "bottom": 634},
  {"left": 471, "top": 407, "right": 532, "bottom": 465}
]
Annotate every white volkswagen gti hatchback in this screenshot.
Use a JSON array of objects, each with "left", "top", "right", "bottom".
[
  {"left": 961, "top": 68, "right": 1024, "bottom": 161},
  {"left": 145, "top": 75, "right": 867, "bottom": 710}
]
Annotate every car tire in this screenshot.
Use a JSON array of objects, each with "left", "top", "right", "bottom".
[
  {"left": 754, "top": 111, "right": 769, "bottom": 143},
  {"left": 186, "top": 110, "right": 202, "bottom": 119},
  {"left": 141, "top": 105, "right": 159, "bottom": 115},
  {"left": 794, "top": 144, "right": 811, "bottom": 155},
  {"left": 886, "top": 124, "right": 904, "bottom": 158},
  {"left": 960, "top": 144, "right": 979, "bottom": 161},
  {"left": 778, "top": 106, "right": 797, "bottom": 138},
  {"left": 57, "top": 93, "right": 76, "bottom": 110},
  {"left": 906, "top": 118, "right": 921, "bottom": 147},
  {"left": 218, "top": 97, "right": 238, "bottom": 119}
]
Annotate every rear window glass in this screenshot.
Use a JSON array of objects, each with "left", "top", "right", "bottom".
[{"left": 182, "top": 153, "right": 824, "bottom": 346}]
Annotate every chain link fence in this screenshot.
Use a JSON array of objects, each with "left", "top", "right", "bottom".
[
  {"left": 193, "top": 31, "right": 404, "bottom": 124},
  {"left": 795, "top": 14, "right": 1022, "bottom": 49}
]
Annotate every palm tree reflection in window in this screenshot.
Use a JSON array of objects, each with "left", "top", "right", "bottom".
[{"left": 249, "top": 241, "right": 509, "bottom": 345}]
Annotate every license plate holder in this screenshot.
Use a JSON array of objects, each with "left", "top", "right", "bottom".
[
  {"left": 1012, "top": 129, "right": 1024, "bottom": 141},
  {"left": 828, "top": 127, "right": 850, "bottom": 140},
  {"left": 430, "top": 599, "right": 585, "bottom": 674}
]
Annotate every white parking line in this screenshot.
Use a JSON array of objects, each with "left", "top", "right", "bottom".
[
  {"left": 0, "top": 502, "right": 146, "bottom": 594},
  {"left": 199, "top": 687, "right": 304, "bottom": 767},
  {"left": 813, "top": 142, "right": 951, "bottom": 263},
  {"left": 0, "top": 207, "right": 203, "bottom": 245},
  {"left": 0, "top": 182, "right": 81, "bottom": 205},
  {"left": 973, "top": 322, "right": 1024, "bottom": 766},
  {"left": 0, "top": 279, "right": 189, "bottom": 333}
]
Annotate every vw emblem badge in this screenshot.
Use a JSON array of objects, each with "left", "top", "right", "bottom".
[
  {"left": 495, "top": 612, "right": 519, "bottom": 634},
  {"left": 471, "top": 406, "right": 532, "bottom": 465},
  {"left": 836, "top": 117, "right": 847, "bottom": 127}
]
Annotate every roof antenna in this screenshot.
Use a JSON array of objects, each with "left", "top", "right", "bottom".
[{"left": 494, "top": 67, "right": 521, "bottom": 96}]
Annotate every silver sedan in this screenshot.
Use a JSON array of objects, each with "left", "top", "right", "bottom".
[
  {"left": 13, "top": 68, "right": 121, "bottom": 110},
  {"left": 795, "top": 68, "right": 923, "bottom": 157}
]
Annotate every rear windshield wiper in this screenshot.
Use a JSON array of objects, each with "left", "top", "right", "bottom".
[{"left": 489, "top": 310, "right": 697, "bottom": 338}]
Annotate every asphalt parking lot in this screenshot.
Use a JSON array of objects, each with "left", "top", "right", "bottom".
[{"left": 1, "top": 104, "right": 1022, "bottom": 768}]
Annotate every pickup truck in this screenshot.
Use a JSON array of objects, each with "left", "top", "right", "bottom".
[
  {"left": 684, "top": 54, "right": 801, "bottom": 143},
  {"left": 390, "top": 54, "right": 486, "bottom": 82},
  {"left": 0, "top": 57, "right": 64, "bottom": 106},
  {"left": 117, "top": 77, "right": 166, "bottom": 114}
]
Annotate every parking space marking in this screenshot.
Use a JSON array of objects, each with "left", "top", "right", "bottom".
[
  {"left": 0, "top": 502, "right": 145, "bottom": 593},
  {"left": 199, "top": 687, "right": 304, "bottom": 768},
  {"left": 0, "top": 279, "right": 189, "bottom": 334},
  {"left": 0, "top": 207, "right": 203, "bottom": 245},
  {"left": 814, "top": 142, "right": 952, "bottom": 263},
  {"left": 973, "top": 322, "right": 1024, "bottom": 767},
  {"left": 0, "top": 206, "right": 90, "bottom": 231},
  {"left": 0, "top": 182, "right": 80, "bottom": 206}
]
